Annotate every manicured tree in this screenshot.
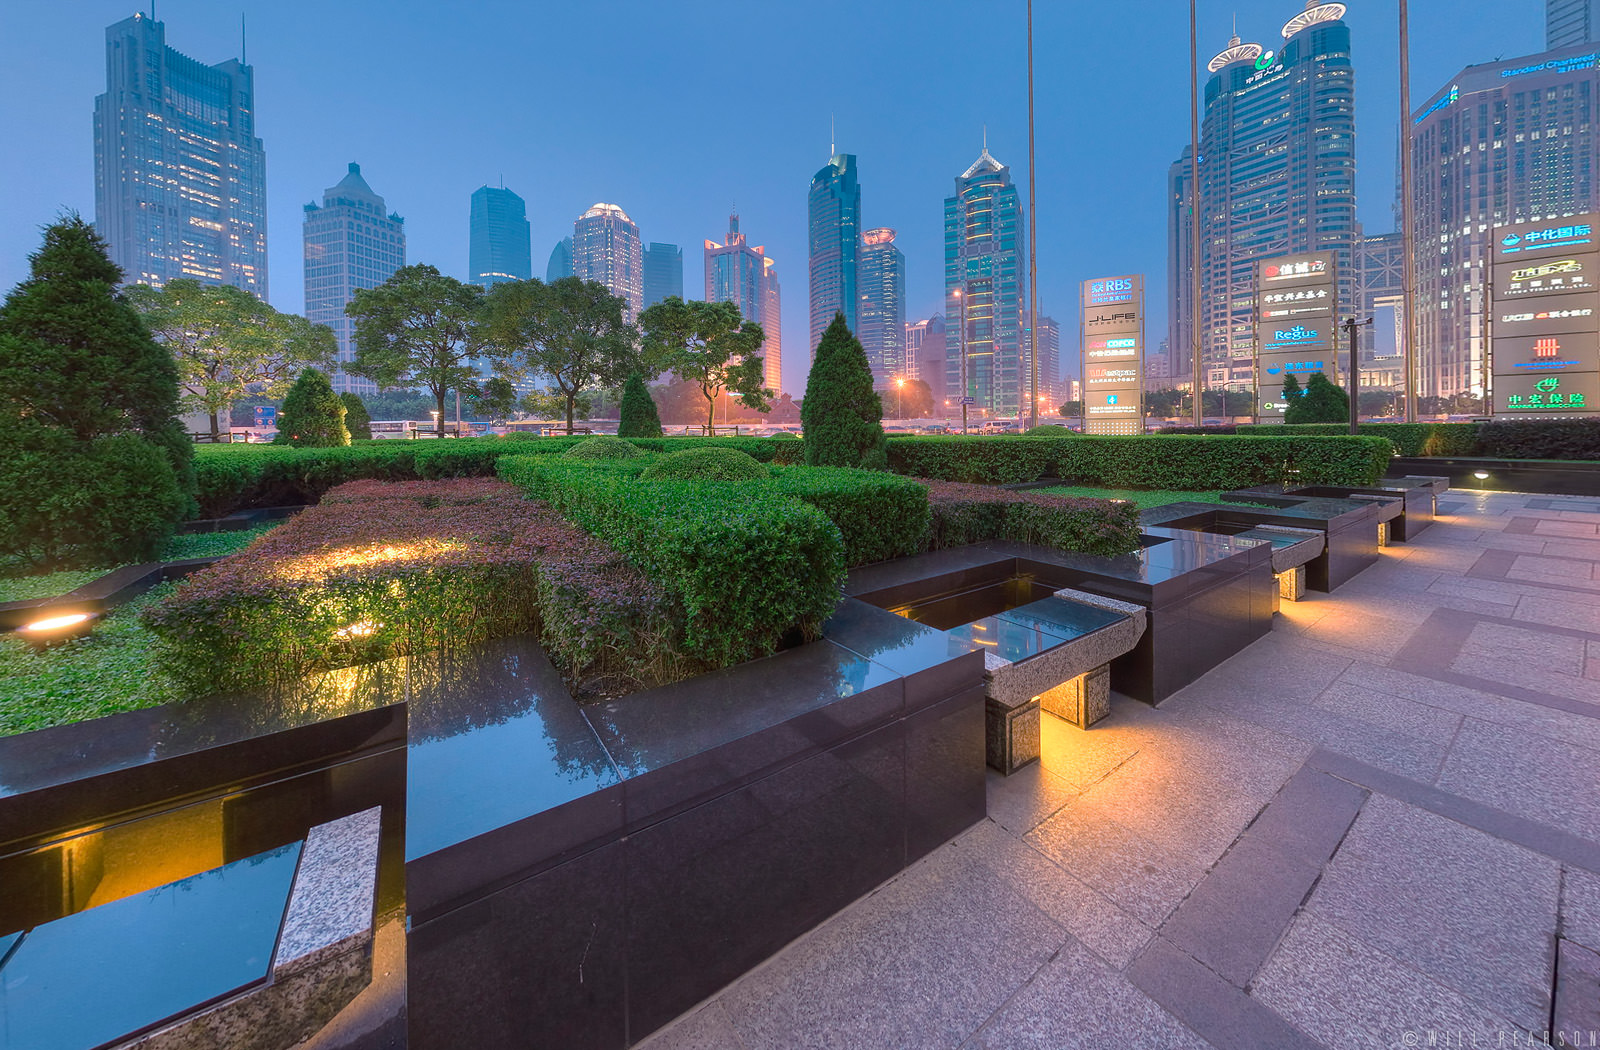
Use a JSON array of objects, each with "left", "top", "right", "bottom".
[
  {"left": 617, "top": 372, "right": 663, "bottom": 437},
  {"left": 1286, "top": 371, "right": 1349, "bottom": 424},
  {"left": 1280, "top": 373, "right": 1304, "bottom": 419},
  {"left": 801, "top": 313, "right": 886, "bottom": 469},
  {"left": 274, "top": 368, "right": 349, "bottom": 446},
  {"left": 340, "top": 392, "right": 373, "bottom": 440},
  {"left": 127, "top": 278, "right": 335, "bottom": 440},
  {"left": 0, "top": 216, "right": 192, "bottom": 564},
  {"left": 467, "top": 376, "right": 518, "bottom": 424},
  {"left": 639, "top": 297, "right": 771, "bottom": 434}
]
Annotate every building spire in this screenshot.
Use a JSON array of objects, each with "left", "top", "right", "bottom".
[
  {"left": 240, "top": 12, "right": 247, "bottom": 64},
  {"left": 830, "top": 113, "right": 835, "bottom": 157}
]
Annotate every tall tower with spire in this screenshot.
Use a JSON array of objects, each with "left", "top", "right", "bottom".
[
  {"left": 303, "top": 163, "right": 406, "bottom": 396},
  {"left": 945, "top": 141, "right": 1027, "bottom": 417},
  {"left": 706, "top": 213, "right": 782, "bottom": 393},
  {"left": 808, "top": 152, "right": 861, "bottom": 357}
]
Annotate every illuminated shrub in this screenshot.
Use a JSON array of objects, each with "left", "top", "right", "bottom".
[{"left": 640, "top": 447, "right": 768, "bottom": 482}]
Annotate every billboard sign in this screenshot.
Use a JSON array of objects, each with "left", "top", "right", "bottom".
[
  {"left": 1491, "top": 212, "right": 1600, "bottom": 417},
  {"left": 1494, "top": 255, "right": 1599, "bottom": 299},
  {"left": 1255, "top": 254, "right": 1338, "bottom": 420},
  {"left": 1080, "top": 275, "right": 1143, "bottom": 434}
]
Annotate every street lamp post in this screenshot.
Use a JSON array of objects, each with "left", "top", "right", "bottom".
[
  {"left": 954, "top": 288, "right": 968, "bottom": 435},
  {"left": 1344, "top": 316, "right": 1374, "bottom": 435},
  {"left": 1026, "top": 0, "right": 1040, "bottom": 432},
  {"left": 893, "top": 376, "right": 905, "bottom": 420}
]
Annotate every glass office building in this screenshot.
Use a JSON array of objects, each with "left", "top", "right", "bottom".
[
  {"left": 944, "top": 145, "right": 1027, "bottom": 417},
  {"left": 93, "top": 14, "right": 268, "bottom": 297},
  {"left": 1168, "top": 2, "right": 1358, "bottom": 393},
  {"left": 546, "top": 237, "right": 574, "bottom": 282},
  {"left": 303, "top": 163, "right": 406, "bottom": 396},
  {"left": 705, "top": 215, "right": 781, "bottom": 393},
  {"left": 643, "top": 243, "right": 683, "bottom": 310},
  {"left": 468, "top": 186, "right": 531, "bottom": 289},
  {"left": 858, "top": 228, "right": 906, "bottom": 384},
  {"left": 808, "top": 154, "right": 861, "bottom": 357},
  {"left": 572, "top": 203, "right": 644, "bottom": 322}
]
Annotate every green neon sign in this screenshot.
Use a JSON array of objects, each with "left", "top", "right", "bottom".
[{"left": 1255, "top": 50, "right": 1277, "bottom": 71}]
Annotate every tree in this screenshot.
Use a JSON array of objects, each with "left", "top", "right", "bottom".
[
  {"left": 617, "top": 372, "right": 663, "bottom": 437},
  {"left": 1059, "top": 400, "right": 1084, "bottom": 418},
  {"left": 1145, "top": 388, "right": 1184, "bottom": 418},
  {"left": 1280, "top": 372, "right": 1304, "bottom": 407},
  {"left": 274, "top": 368, "right": 348, "bottom": 446},
  {"left": 1285, "top": 371, "right": 1349, "bottom": 424},
  {"left": 885, "top": 377, "right": 934, "bottom": 419},
  {"left": 639, "top": 297, "right": 772, "bottom": 433},
  {"left": 485, "top": 277, "right": 637, "bottom": 434},
  {"left": 347, "top": 265, "right": 492, "bottom": 437},
  {"left": 361, "top": 389, "right": 438, "bottom": 420},
  {"left": 520, "top": 387, "right": 594, "bottom": 422},
  {"left": 340, "top": 392, "right": 373, "bottom": 440},
  {"left": 801, "top": 313, "right": 886, "bottom": 469},
  {"left": 0, "top": 216, "right": 192, "bottom": 564},
  {"left": 127, "top": 278, "right": 335, "bottom": 440},
  {"left": 467, "top": 376, "right": 518, "bottom": 424}
]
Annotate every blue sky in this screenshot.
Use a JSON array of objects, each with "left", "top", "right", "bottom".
[{"left": 1, "top": 1, "right": 1545, "bottom": 395}]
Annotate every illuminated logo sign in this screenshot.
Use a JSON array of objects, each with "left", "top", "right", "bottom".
[
  {"left": 1086, "top": 278, "right": 1137, "bottom": 306},
  {"left": 1505, "top": 375, "right": 1590, "bottom": 410},
  {"left": 1254, "top": 50, "right": 1276, "bottom": 71},
  {"left": 1499, "top": 308, "right": 1595, "bottom": 324},
  {"left": 1088, "top": 311, "right": 1137, "bottom": 326},
  {"left": 1414, "top": 85, "right": 1459, "bottom": 124},
  {"left": 1086, "top": 368, "right": 1139, "bottom": 385},
  {"left": 1107, "top": 395, "right": 1119, "bottom": 405},
  {"left": 1534, "top": 338, "right": 1560, "bottom": 359},
  {"left": 1511, "top": 260, "right": 1582, "bottom": 282},
  {"left": 1263, "top": 360, "right": 1327, "bottom": 376},
  {"left": 1261, "top": 289, "right": 1330, "bottom": 305},
  {"left": 1536, "top": 376, "right": 1560, "bottom": 391},
  {"left": 1500, "top": 52, "right": 1599, "bottom": 79},
  {"left": 1260, "top": 259, "right": 1330, "bottom": 283},
  {"left": 1498, "top": 224, "right": 1595, "bottom": 255}
]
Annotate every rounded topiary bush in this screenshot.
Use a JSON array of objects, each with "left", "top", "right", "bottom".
[
  {"left": 565, "top": 435, "right": 643, "bottom": 459},
  {"left": 1024, "top": 424, "right": 1073, "bottom": 436},
  {"left": 771, "top": 431, "right": 799, "bottom": 440},
  {"left": 640, "top": 447, "right": 769, "bottom": 482}
]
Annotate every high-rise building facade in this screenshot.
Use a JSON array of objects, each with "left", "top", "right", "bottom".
[
  {"left": 705, "top": 214, "right": 781, "bottom": 392},
  {"left": 1549, "top": 0, "right": 1598, "bottom": 48},
  {"left": 303, "top": 163, "right": 406, "bottom": 396},
  {"left": 1411, "top": 41, "right": 1600, "bottom": 398},
  {"left": 643, "top": 243, "right": 683, "bottom": 309},
  {"left": 1166, "top": 145, "right": 1197, "bottom": 386},
  {"left": 945, "top": 145, "right": 1027, "bottom": 417},
  {"left": 905, "top": 315, "right": 947, "bottom": 408},
  {"left": 1035, "top": 315, "right": 1061, "bottom": 407},
  {"left": 94, "top": 14, "right": 267, "bottom": 297},
  {"left": 808, "top": 154, "right": 861, "bottom": 356},
  {"left": 572, "top": 203, "right": 644, "bottom": 321},
  {"left": 1169, "top": 3, "right": 1358, "bottom": 394},
  {"left": 858, "top": 228, "right": 906, "bottom": 383},
  {"left": 468, "top": 186, "right": 531, "bottom": 289},
  {"left": 546, "top": 237, "right": 574, "bottom": 282},
  {"left": 1354, "top": 231, "right": 1405, "bottom": 382}
]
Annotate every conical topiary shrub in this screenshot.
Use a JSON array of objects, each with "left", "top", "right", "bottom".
[
  {"left": 275, "top": 368, "right": 349, "bottom": 447},
  {"left": 340, "top": 392, "right": 373, "bottom": 440},
  {"left": 617, "top": 372, "right": 663, "bottom": 438},
  {"left": 800, "top": 313, "right": 886, "bottom": 469}
]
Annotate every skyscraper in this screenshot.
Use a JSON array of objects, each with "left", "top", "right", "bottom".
[
  {"left": 94, "top": 13, "right": 267, "bottom": 297},
  {"left": 643, "top": 243, "right": 683, "bottom": 309},
  {"left": 303, "top": 163, "right": 406, "bottom": 396},
  {"left": 571, "top": 203, "right": 643, "bottom": 321},
  {"left": 705, "top": 214, "right": 781, "bottom": 393},
  {"left": 905, "top": 315, "right": 947, "bottom": 408},
  {"left": 468, "top": 186, "right": 531, "bottom": 289},
  {"left": 1035, "top": 315, "right": 1061, "bottom": 407},
  {"left": 1354, "top": 231, "right": 1406, "bottom": 385},
  {"left": 808, "top": 153, "right": 861, "bottom": 355},
  {"left": 945, "top": 144, "right": 1027, "bottom": 417},
  {"left": 858, "top": 228, "right": 906, "bottom": 384},
  {"left": 1549, "top": 0, "right": 1598, "bottom": 48},
  {"left": 1169, "top": 3, "right": 1358, "bottom": 394},
  {"left": 1411, "top": 40, "right": 1600, "bottom": 398},
  {"left": 546, "top": 237, "right": 574, "bottom": 282}
]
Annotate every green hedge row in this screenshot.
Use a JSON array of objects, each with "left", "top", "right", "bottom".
[
  {"left": 497, "top": 454, "right": 845, "bottom": 668},
  {"left": 1236, "top": 422, "right": 1480, "bottom": 457},
  {"left": 923, "top": 482, "right": 1143, "bottom": 558},
  {"left": 1479, "top": 418, "right": 1600, "bottom": 461},
  {"left": 193, "top": 435, "right": 806, "bottom": 517},
  {"left": 886, "top": 435, "right": 1392, "bottom": 488}
]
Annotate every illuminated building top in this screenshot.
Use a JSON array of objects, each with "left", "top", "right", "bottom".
[
  {"left": 1282, "top": 2, "right": 1347, "bottom": 39},
  {"left": 1208, "top": 35, "right": 1263, "bottom": 73}
]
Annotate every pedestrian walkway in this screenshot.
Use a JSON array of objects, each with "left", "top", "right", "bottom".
[{"left": 642, "top": 489, "right": 1600, "bottom": 1050}]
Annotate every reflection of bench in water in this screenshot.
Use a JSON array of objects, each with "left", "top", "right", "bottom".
[{"left": 0, "top": 807, "right": 380, "bottom": 1050}]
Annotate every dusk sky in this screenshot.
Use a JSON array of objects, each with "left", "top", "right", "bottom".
[{"left": 1, "top": 0, "right": 1547, "bottom": 396}]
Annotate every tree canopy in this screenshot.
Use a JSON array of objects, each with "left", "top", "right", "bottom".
[
  {"left": 347, "top": 264, "right": 492, "bottom": 435},
  {"left": 639, "top": 297, "right": 771, "bottom": 433},
  {"left": 1285, "top": 371, "right": 1350, "bottom": 424},
  {"left": 884, "top": 377, "right": 933, "bottom": 418},
  {"left": 274, "top": 367, "right": 349, "bottom": 447},
  {"left": 128, "top": 278, "right": 334, "bottom": 439},
  {"left": 801, "top": 313, "right": 886, "bottom": 468},
  {"left": 484, "top": 277, "right": 637, "bottom": 434}
]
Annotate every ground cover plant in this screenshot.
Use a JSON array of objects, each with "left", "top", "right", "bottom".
[
  {"left": 143, "top": 478, "right": 678, "bottom": 695},
  {"left": 921, "top": 482, "right": 1142, "bottom": 557},
  {"left": 0, "top": 524, "right": 280, "bottom": 604}
]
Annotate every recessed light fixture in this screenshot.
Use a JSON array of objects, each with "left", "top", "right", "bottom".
[{"left": 21, "top": 613, "right": 90, "bottom": 633}]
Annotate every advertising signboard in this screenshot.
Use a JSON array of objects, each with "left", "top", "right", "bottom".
[
  {"left": 1491, "top": 212, "right": 1600, "bottom": 417},
  {"left": 1080, "top": 275, "right": 1143, "bottom": 435},
  {"left": 1255, "top": 254, "right": 1337, "bottom": 420}
]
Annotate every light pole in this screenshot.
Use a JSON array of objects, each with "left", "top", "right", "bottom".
[
  {"left": 1399, "top": 0, "right": 1418, "bottom": 423},
  {"left": 954, "top": 288, "right": 969, "bottom": 434},
  {"left": 1188, "top": 0, "right": 1204, "bottom": 427},
  {"left": 1344, "top": 316, "right": 1374, "bottom": 435},
  {"left": 894, "top": 376, "right": 905, "bottom": 420},
  {"left": 1026, "top": 0, "right": 1040, "bottom": 431}
]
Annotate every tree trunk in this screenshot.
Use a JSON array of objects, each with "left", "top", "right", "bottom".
[
  {"left": 437, "top": 392, "right": 448, "bottom": 438},
  {"left": 209, "top": 410, "right": 221, "bottom": 442},
  {"left": 704, "top": 387, "right": 717, "bottom": 436},
  {"left": 566, "top": 391, "right": 576, "bottom": 435}
]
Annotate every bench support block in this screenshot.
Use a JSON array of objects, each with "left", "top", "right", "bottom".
[
  {"left": 1277, "top": 565, "right": 1306, "bottom": 603},
  {"left": 985, "top": 696, "right": 1040, "bottom": 775},
  {"left": 1038, "top": 666, "right": 1112, "bottom": 729}
]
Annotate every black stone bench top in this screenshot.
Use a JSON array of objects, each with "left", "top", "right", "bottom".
[
  {"left": 994, "top": 595, "right": 1127, "bottom": 641},
  {"left": 1142, "top": 498, "right": 1376, "bottom": 530}
]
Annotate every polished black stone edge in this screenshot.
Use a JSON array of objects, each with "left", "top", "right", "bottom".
[
  {"left": 1389, "top": 456, "right": 1600, "bottom": 497},
  {"left": 178, "top": 505, "right": 306, "bottom": 534},
  {"left": 0, "top": 556, "right": 223, "bottom": 630}
]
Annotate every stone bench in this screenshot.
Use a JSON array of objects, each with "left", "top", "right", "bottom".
[
  {"left": 1234, "top": 524, "right": 1325, "bottom": 602},
  {"left": 978, "top": 589, "right": 1147, "bottom": 775}
]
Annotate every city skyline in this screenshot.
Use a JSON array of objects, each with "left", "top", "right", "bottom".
[{"left": 1, "top": 1, "right": 1550, "bottom": 397}]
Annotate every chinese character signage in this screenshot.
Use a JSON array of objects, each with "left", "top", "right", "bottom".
[
  {"left": 1492, "top": 212, "right": 1600, "bottom": 418},
  {"left": 1255, "top": 254, "right": 1337, "bottom": 419},
  {"left": 1080, "top": 275, "right": 1143, "bottom": 435}
]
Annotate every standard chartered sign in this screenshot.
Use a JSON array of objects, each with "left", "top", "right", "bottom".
[
  {"left": 1080, "top": 275, "right": 1143, "bottom": 435},
  {"left": 1491, "top": 213, "right": 1600, "bottom": 418},
  {"left": 1255, "top": 254, "right": 1336, "bottom": 420}
]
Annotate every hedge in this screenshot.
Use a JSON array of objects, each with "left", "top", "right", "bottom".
[
  {"left": 1236, "top": 422, "right": 1480, "bottom": 458},
  {"left": 142, "top": 478, "right": 680, "bottom": 695},
  {"left": 770, "top": 467, "right": 932, "bottom": 566},
  {"left": 192, "top": 434, "right": 806, "bottom": 517},
  {"left": 1478, "top": 418, "right": 1600, "bottom": 461},
  {"left": 497, "top": 454, "right": 844, "bottom": 668},
  {"left": 921, "top": 482, "right": 1142, "bottom": 558},
  {"left": 886, "top": 435, "right": 1393, "bottom": 488}
]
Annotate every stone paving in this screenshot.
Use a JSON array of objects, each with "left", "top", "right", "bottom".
[{"left": 641, "top": 489, "right": 1600, "bottom": 1050}]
